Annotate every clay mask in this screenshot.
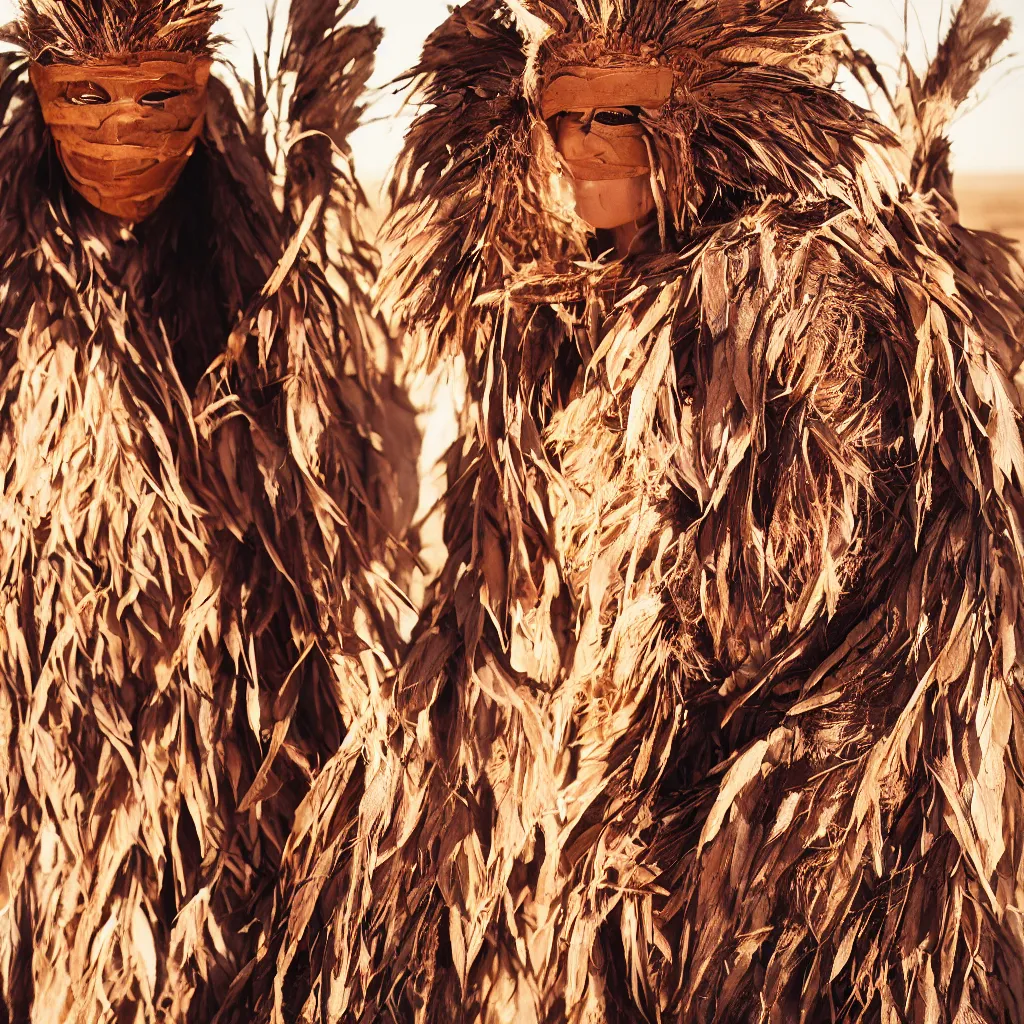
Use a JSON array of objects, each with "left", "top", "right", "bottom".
[
  {"left": 553, "top": 108, "right": 656, "bottom": 230},
  {"left": 30, "top": 51, "right": 212, "bottom": 222},
  {"left": 542, "top": 65, "right": 672, "bottom": 231}
]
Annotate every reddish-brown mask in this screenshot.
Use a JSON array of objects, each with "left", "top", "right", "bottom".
[
  {"left": 543, "top": 65, "right": 672, "bottom": 231},
  {"left": 30, "top": 51, "right": 212, "bottom": 222}
]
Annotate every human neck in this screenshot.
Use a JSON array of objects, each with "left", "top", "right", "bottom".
[
  {"left": 609, "top": 216, "right": 660, "bottom": 259},
  {"left": 608, "top": 222, "right": 633, "bottom": 258}
]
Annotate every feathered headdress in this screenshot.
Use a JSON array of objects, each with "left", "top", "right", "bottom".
[
  {"left": 11, "top": 0, "right": 222, "bottom": 61},
  {"left": 521, "top": 0, "right": 861, "bottom": 187},
  {"left": 386, "top": 0, "right": 900, "bottom": 366}
]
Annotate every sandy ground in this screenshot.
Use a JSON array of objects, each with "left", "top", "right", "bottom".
[{"left": 957, "top": 174, "right": 1024, "bottom": 246}]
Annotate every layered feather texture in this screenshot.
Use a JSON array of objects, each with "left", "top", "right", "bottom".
[
  {"left": 0, "top": 2, "right": 412, "bottom": 1022},
  {"left": 10, "top": 0, "right": 222, "bottom": 60},
  {"left": 265, "top": 0, "right": 1024, "bottom": 1021}
]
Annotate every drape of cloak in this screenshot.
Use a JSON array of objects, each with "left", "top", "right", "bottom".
[
  {"left": 0, "top": 1, "right": 417, "bottom": 1021},
  {"left": 262, "top": 0, "right": 1024, "bottom": 1022}
]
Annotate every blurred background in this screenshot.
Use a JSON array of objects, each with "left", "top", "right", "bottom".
[{"left": 0, "top": 0, "right": 1021, "bottom": 241}]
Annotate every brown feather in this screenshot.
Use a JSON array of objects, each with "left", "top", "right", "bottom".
[{"left": 10, "top": 0, "right": 222, "bottom": 60}]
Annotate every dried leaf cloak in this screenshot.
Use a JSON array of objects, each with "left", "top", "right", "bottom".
[{"left": 0, "top": 1, "right": 414, "bottom": 1021}]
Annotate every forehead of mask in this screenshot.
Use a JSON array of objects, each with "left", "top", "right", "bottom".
[
  {"left": 30, "top": 53, "right": 211, "bottom": 145},
  {"left": 540, "top": 64, "right": 674, "bottom": 121}
]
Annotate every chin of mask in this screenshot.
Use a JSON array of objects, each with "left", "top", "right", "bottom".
[
  {"left": 569, "top": 174, "right": 657, "bottom": 232},
  {"left": 30, "top": 51, "right": 212, "bottom": 223}
]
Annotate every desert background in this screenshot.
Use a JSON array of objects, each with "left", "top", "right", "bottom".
[{"left": 958, "top": 174, "right": 1024, "bottom": 246}]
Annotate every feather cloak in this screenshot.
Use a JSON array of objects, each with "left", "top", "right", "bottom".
[
  {"left": 265, "top": 0, "right": 1024, "bottom": 1021},
  {"left": 0, "top": 1, "right": 414, "bottom": 1021}
]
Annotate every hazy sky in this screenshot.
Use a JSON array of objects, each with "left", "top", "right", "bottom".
[{"left": 1, "top": 0, "right": 1021, "bottom": 181}]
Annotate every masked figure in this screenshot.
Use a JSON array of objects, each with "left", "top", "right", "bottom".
[
  {"left": 0, "top": 1, "right": 414, "bottom": 1020},
  {"left": 265, "top": 0, "right": 1024, "bottom": 1021}
]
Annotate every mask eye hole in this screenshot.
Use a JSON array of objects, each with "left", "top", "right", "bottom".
[
  {"left": 592, "top": 108, "right": 642, "bottom": 127},
  {"left": 139, "top": 89, "right": 184, "bottom": 106},
  {"left": 66, "top": 81, "right": 111, "bottom": 105}
]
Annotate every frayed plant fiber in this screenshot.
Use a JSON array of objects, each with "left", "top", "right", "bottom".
[
  {"left": 9, "top": 0, "right": 223, "bottom": 60},
  {"left": 260, "top": 0, "right": 1024, "bottom": 1022},
  {"left": 0, "top": 1, "right": 416, "bottom": 1022}
]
